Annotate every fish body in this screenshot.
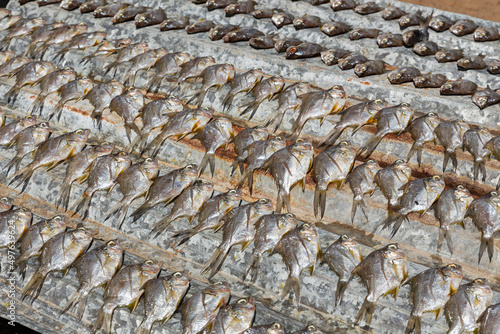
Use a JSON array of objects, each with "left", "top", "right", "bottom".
[
  {"left": 331, "top": 0, "right": 356, "bottom": 11},
  {"left": 225, "top": 0, "right": 256, "bottom": 16},
  {"left": 474, "top": 26, "right": 500, "bottom": 42},
  {"left": 349, "top": 28, "right": 380, "bottom": 40},
  {"left": 223, "top": 27, "right": 264, "bottom": 42},
  {"left": 111, "top": 5, "right": 147, "bottom": 24},
  {"left": 348, "top": 160, "right": 381, "bottom": 223},
  {"left": 135, "top": 8, "right": 166, "bottom": 28},
  {"left": 186, "top": 19, "right": 215, "bottom": 33},
  {"left": 147, "top": 52, "right": 191, "bottom": 94},
  {"left": 223, "top": 68, "right": 263, "bottom": 112},
  {"left": 188, "top": 63, "right": 235, "bottom": 107},
  {"left": 377, "top": 33, "right": 404, "bottom": 47},
  {"left": 109, "top": 89, "right": 145, "bottom": 143},
  {"left": 429, "top": 15, "right": 454, "bottom": 32},
  {"left": 51, "top": 77, "right": 94, "bottom": 121},
  {"left": 388, "top": 67, "right": 422, "bottom": 84},
  {"left": 84, "top": 80, "right": 126, "bottom": 128},
  {"left": 102, "top": 41, "right": 149, "bottom": 78},
  {"left": 0, "top": 115, "right": 37, "bottom": 146},
  {"left": 79, "top": 0, "right": 107, "bottom": 13},
  {"left": 399, "top": 12, "right": 424, "bottom": 29},
  {"left": 435, "top": 120, "right": 469, "bottom": 172},
  {"left": 274, "top": 38, "right": 303, "bottom": 52},
  {"left": 271, "top": 13, "right": 294, "bottom": 28},
  {"left": 293, "top": 15, "right": 321, "bottom": 30},
  {"left": 472, "top": 87, "right": 500, "bottom": 110},
  {"left": 480, "top": 303, "right": 500, "bottom": 334},
  {"left": 354, "top": 2, "right": 382, "bottom": 14},
  {"left": 208, "top": 24, "right": 239, "bottom": 41},
  {"left": 240, "top": 76, "right": 285, "bottom": 120},
  {"left": 435, "top": 49, "right": 463, "bottom": 63},
  {"left": 450, "top": 19, "right": 478, "bottom": 36},
  {"left": 354, "top": 60, "right": 385, "bottom": 77},
  {"left": 0, "top": 50, "right": 16, "bottom": 66},
  {"left": 231, "top": 125, "right": 269, "bottom": 176},
  {"left": 0, "top": 18, "right": 45, "bottom": 50},
  {"left": 413, "top": 73, "right": 447, "bottom": 88},
  {"left": 0, "top": 207, "right": 32, "bottom": 248},
  {"left": 406, "top": 112, "right": 440, "bottom": 166},
  {"left": 0, "top": 15, "right": 21, "bottom": 31},
  {"left": 463, "top": 127, "right": 492, "bottom": 182},
  {"left": 33, "top": 23, "right": 88, "bottom": 60},
  {"left": 244, "top": 322, "right": 286, "bottom": 334},
  {"left": 53, "top": 31, "right": 107, "bottom": 62},
  {"left": 374, "top": 159, "right": 412, "bottom": 213},
  {"left": 252, "top": 8, "right": 283, "bottom": 19},
  {"left": 122, "top": 48, "right": 168, "bottom": 87},
  {"left": 170, "top": 56, "right": 216, "bottom": 94},
  {"left": 25, "top": 21, "right": 64, "bottom": 56},
  {"left": 382, "top": 5, "right": 407, "bottom": 20},
  {"left": 249, "top": 35, "right": 276, "bottom": 49},
  {"left": 338, "top": 54, "right": 368, "bottom": 70},
  {"left": 81, "top": 37, "right": 132, "bottom": 63},
  {"left": 211, "top": 298, "right": 255, "bottom": 334},
  {"left": 320, "top": 21, "right": 351, "bottom": 36},
  {"left": 458, "top": 54, "right": 487, "bottom": 70},
  {"left": 30, "top": 68, "right": 77, "bottom": 115},
  {"left": 413, "top": 41, "right": 439, "bottom": 56},
  {"left": 5, "top": 61, "right": 56, "bottom": 105},
  {"left": 160, "top": 16, "right": 191, "bottom": 31}
]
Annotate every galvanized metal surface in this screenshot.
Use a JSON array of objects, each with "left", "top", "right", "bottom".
[{"left": 0, "top": 0, "right": 499, "bottom": 333}]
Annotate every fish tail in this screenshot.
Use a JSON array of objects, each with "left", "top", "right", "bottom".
[
  {"left": 4, "top": 156, "right": 22, "bottom": 176},
  {"left": 201, "top": 246, "right": 229, "bottom": 279},
  {"left": 0, "top": 38, "right": 11, "bottom": 51},
  {"left": 92, "top": 304, "right": 114, "bottom": 334},
  {"left": 187, "top": 89, "right": 207, "bottom": 107},
  {"left": 359, "top": 134, "right": 383, "bottom": 159},
  {"left": 52, "top": 50, "right": 65, "bottom": 63},
  {"left": 280, "top": 275, "right": 301, "bottom": 305},
  {"left": 61, "top": 288, "right": 84, "bottom": 317},
  {"left": 263, "top": 109, "right": 286, "bottom": 133},
  {"left": 71, "top": 193, "right": 93, "bottom": 220},
  {"left": 242, "top": 255, "right": 260, "bottom": 283},
  {"left": 406, "top": 143, "right": 417, "bottom": 164},
  {"left": 21, "top": 270, "right": 47, "bottom": 304},
  {"left": 129, "top": 203, "right": 152, "bottom": 222},
  {"left": 497, "top": 176, "right": 500, "bottom": 190},
  {"left": 134, "top": 319, "right": 154, "bottom": 334},
  {"left": 405, "top": 314, "right": 422, "bottom": 334},
  {"left": 198, "top": 153, "right": 215, "bottom": 177},
  {"left": 14, "top": 257, "right": 28, "bottom": 281},
  {"left": 354, "top": 298, "right": 376, "bottom": 327},
  {"left": 115, "top": 203, "right": 131, "bottom": 230},
  {"left": 239, "top": 101, "right": 261, "bottom": 120},
  {"left": 55, "top": 181, "right": 72, "bottom": 211},
  {"left": 90, "top": 109, "right": 103, "bottom": 130},
  {"left": 289, "top": 119, "right": 305, "bottom": 142},
  {"left": 276, "top": 188, "right": 291, "bottom": 213},
  {"left": 50, "top": 101, "right": 65, "bottom": 121},
  {"left": 381, "top": 212, "right": 407, "bottom": 238},
  {"left": 170, "top": 229, "right": 196, "bottom": 248},
  {"left": 351, "top": 197, "right": 367, "bottom": 223},
  {"left": 474, "top": 160, "right": 487, "bottom": 182},
  {"left": 150, "top": 215, "right": 175, "bottom": 238},
  {"left": 9, "top": 166, "right": 34, "bottom": 193},
  {"left": 24, "top": 43, "right": 37, "bottom": 58},
  {"left": 146, "top": 75, "right": 162, "bottom": 94},
  {"left": 142, "top": 132, "right": 166, "bottom": 157},
  {"left": 314, "top": 185, "right": 328, "bottom": 219},
  {"left": 437, "top": 228, "right": 454, "bottom": 254},
  {"left": 478, "top": 237, "right": 494, "bottom": 264},
  {"left": 222, "top": 93, "right": 234, "bottom": 112},
  {"left": 102, "top": 61, "right": 117, "bottom": 74},
  {"left": 5, "top": 85, "right": 20, "bottom": 106},
  {"left": 335, "top": 280, "right": 348, "bottom": 307},
  {"left": 449, "top": 151, "right": 458, "bottom": 173},
  {"left": 81, "top": 54, "right": 92, "bottom": 65},
  {"left": 230, "top": 159, "right": 240, "bottom": 177},
  {"left": 30, "top": 94, "right": 47, "bottom": 115},
  {"left": 128, "top": 133, "right": 143, "bottom": 153},
  {"left": 127, "top": 122, "right": 142, "bottom": 140},
  {"left": 319, "top": 127, "right": 343, "bottom": 148},
  {"left": 123, "top": 72, "right": 135, "bottom": 88}
]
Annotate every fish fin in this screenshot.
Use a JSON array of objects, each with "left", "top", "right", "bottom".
[
  {"left": 222, "top": 92, "right": 234, "bottom": 112},
  {"left": 14, "top": 258, "right": 28, "bottom": 281},
  {"left": 150, "top": 215, "right": 175, "bottom": 238},
  {"left": 437, "top": 228, "right": 454, "bottom": 254},
  {"left": 319, "top": 126, "right": 343, "bottom": 148},
  {"left": 335, "top": 280, "right": 348, "bottom": 307},
  {"left": 241, "top": 240, "right": 251, "bottom": 252},
  {"left": 198, "top": 153, "right": 215, "bottom": 177},
  {"left": 55, "top": 181, "right": 73, "bottom": 211},
  {"left": 264, "top": 108, "right": 286, "bottom": 133},
  {"left": 129, "top": 202, "right": 153, "bottom": 222},
  {"left": 381, "top": 212, "right": 407, "bottom": 238},
  {"left": 314, "top": 186, "right": 328, "bottom": 219},
  {"left": 280, "top": 275, "right": 301, "bottom": 306},
  {"left": 143, "top": 131, "right": 167, "bottom": 157},
  {"left": 4, "top": 156, "right": 22, "bottom": 176},
  {"left": 354, "top": 298, "right": 376, "bottom": 327},
  {"left": 128, "top": 294, "right": 143, "bottom": 313},
  {"left": 187, "top": 88, "right": 208, "bottom": 107},
  {"left": 146, "top": 75, "right": 162, "bottom": 94},
  {"left": 201, "top": 246, "right": 229, "bottom": 279},
  {"left": 61, "top": 288, "right": 83, "bottom": 318},
  {"left": 21, "top": 271, "right": 47, "bottom": 304},
  {"left": 30, "top": 94, "right": 47, "bottom": 115},
  {"left": 9, "top": 166, "right": 35, "bottom": 193},
  {"left": 134, "top": 320, "right": 153, "bottom": 334},
  {"left": 359, "top": 134, "right": 384, "bottom": 159},
  {"left": 405, "top": 314, "right": 421, "bottom": 334},
  {"left": 72, "top": 193, "right": 93, "bottom": 221},
  {"left": 239, "top": 100, "right": 261, "bottom": 120},
  {"left": 170, "top": 229, "right": 196, "bottom": 248},
  {"left": 92, "top": 304, "right": 114, "bottom": 334},
  {"left": 242, "top": 255, "right": 260, "bottom": 282}
]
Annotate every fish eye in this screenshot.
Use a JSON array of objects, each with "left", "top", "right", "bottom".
[
  {"left": 75, "top": 129, "right": 83, "bottom": 134},
  {"left": 401, "top": 102, "right": 409, "bottom": 107},
  {"left": 229, "top": 189, "right": 237, "bottom": 194},
  {"left": 375, "top": 99, "right": 383, "bottom": 104},
  {"left": 438, "top": 21, "right": 444, "bottom": 26},
  {"left": 107, "top": 240, "right": 115, "bottom": 246},
  {"left": 395, "top": 159, "right": 404, "bottom": 164},
  {"left": 341, "top": 234, "right": 349, "bottom": 240},
  {"left": 286, "top": 213, "right": 295, "bottom": 218},
  {"left": 457, "top": 185, "right": 465, "bottom": 190},
  {"left": 388, "top": 244, "right": 397, "bottom": 250},
  {"left": 307, "top": 325, "right": 316, "bottom": 330},
  {"left": 367, "top": 159, "right": 376, "bottom": 164},
  {"left": 20, "top": 207, "right": 28, "bottom": 212},
  {"left": 340, "top": 141, "right": 349, "bottom": 146},
  {"left": 303, "top": 223, "right": 310, "bottom": 229},
  {"left": 237, "top": 298, "right": 247, "bottom": 304},
  {"left": 333, "top": 85, "right": 340, "bottom": 89},
  {"left": 118, "top": 152, "right": 127, "bottom": 156},
  {"left": 432, "top": 175, "right": 441, "bottom": 181},
  {"left": 474, "top": 278, "right": 484, "bottom": 285},
  {"left": 297, "top": 139, "right": 304, "bottom": 143},
  {"left": 145, "top": 158, "right": 153, "bottom": 162},
  {"left": 173, "top": 272, "right": 182, "bottom": 277},
  {"left": 145, "top": 260, "right": 154, "bottom": 265},
  {"left": 186, "top": 165, "right": 193, "bottom": 169},
  {"left": 258, "top": 199, "right": 268, "bottom": 203},
  {"left": 78, "top": 227, "right": 86, "bottom": 231},
  {"left": 1, "top": 197, "right": 8, "bottom": 201},
  {"left": 275, "top": 136, "right": 283, "bottom": 140},
  {"left": 289, "top": 47, "right": 297, "bottom": 53},
  {"left": 491, "top": 191, "right": 498, "bottom": 196},
  {"left": 53, "top": 216, "right": 61, "bottom": 221},
  {"left": 214, "top": 281, "right": 223, "bottom": 285},
  {"left": 272, "top": 323, "right": 281, "bottom": 329},
  {"left": 448, "top": 263, "right": 457, "bottom": 269},
  {"left": 428, "top": 113, "right": 436, "bottom": 116}
]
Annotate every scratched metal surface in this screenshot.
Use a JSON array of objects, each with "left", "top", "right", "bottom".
[{"left": 0, "top": 0, "right": 499, "bottom": 333}]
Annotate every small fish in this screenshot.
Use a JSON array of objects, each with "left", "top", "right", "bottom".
[
  {"left": 230, "top": 125, "right": 269, "bottom": 176},
  {"left": 434, "top": 185, "right": 473, "bottom": 254},
  {"left": 135, "top": 8, "right": 166, "bottom": 28},
  {"left": 84, "top": 80, "right": 126, "bottom": 128},
  {"left": 81, "top": 37, "right": 132, "bottom": 64},
  {"left": 0, "top": 115, "right": 37, "bottom": 146},
  {"left": 330, "top": 0, "right": 356, "bottom": 11},
  {"left": 429, "top": 15, "right": 454, "bottom": 32},
  {"left": 237, "top": 136, "right": 287, "bottom": 194},
  {"left": 0, "top": 50, "right": 15, "bottom": 66},
  {"left": 169, "top": 56, "right": 216, "bottom": 95},
  {"left": 405, "top": 112, "right": 440, "bottom": 166},
  {"left": 413, "top": 41, "right": 438, "bottom": 56},
  {"left": 222, "top": 69, "right": 263, "bottom": 113},
  {"left": 0, "top": 15, "right": 21, "bottom": 32},
  {"left": 450, "top": 19, "right": 478, "bottom": 36},
  {"left": 405, "top": 264, "right": 463, "bottom": 334},
  {"left": 208, "top": 24, "right": 239, "bottom": 41},
  {"left": 150, "top": 180, "right": 214, "bottom": 237},
  {"left": 129, "top": 164, "right": 199, "bottom": 222},
  {"left": 252, "top": 8, "right": 283, "bottom": 19},
  {"left": 249, "top": 34, "right": 276, "bottom": 49},
  {"left": 457, "top": 54, "right": 487, "bottom": 71},
  {"left": 271, "top": 12, "right": 294, "bottom": 29},
  {"left": 223, "top": 27, "right": 264, "bottom": 42},
  {"left": 359, "top": 103, "right": 414, "bottom": 159},
  {"left": 399, "top": 11, "right": 424, "bottom": 29},
  {"left": 338, "top": 54, "right": 368, "bottom": 70},
  {"left": 0, "top": 197, "right": 13, "bottom": 212},
  {"left": 243, "top": 213, "right": 298, "bottom": 282},
  {"left": 37, "top": 0, "right": 63, "bottom": 6},
  {"left": 349, "top": 244, "right": 408, "bottom": 327},
  {"left": 188, "top": 63, "right": 235, "bottom": 107},
  {"left": 382, "top": 5, "right": 407, "bottom": 20},
  {"left": 479, "top": 303, "right": 500, "bottom": 333},
  {"left": 55, "top": 142, "right": 114, "bottom": 211},
  {"left": 435, "top": 49, "right": 463, "bottom": 63},
  {"left": 388, "top": 67, "right": 422, "bottom": 84},
  {"left": 472, "top": 86, "right": 500, "bottom": 110},
  {"left": 207, "top": 0, "right": 237, "bottom": 10},
  {"left": 435, "top": 120, "right": 469, "bottom": 172},
  {"left": 374, "top": 159, "right": 412, "bottom": 213},
  {"left": 474, "top": 26, "right": 500, "bottom": 42},
  {"left": 33, "top": 23, "right": 89, "bottom": 60},
  {"left": 201, "top": 198, "right": 274, "bottom": 279},
  {"left": 211, "top": 298, "right": 255, "bottom": 334},
  {"left": 291, "top": 325, "right": 325, "bottom": 334},
  {"left": 60, "top": 0, "right": 85, "bottom": 10},
  {"left": 444, "top": 279, "right": 492, "bottom": 333},
  {"left": 5, "top": 61, "right": 56, "bottom": 106},
  {"left": 487, "top": 60, "right": 500, "bottom": 75},
  {"left": 170, "top": 189, "right": 241, "bottom": 248},
  {"left": 135, "top": 271, "right": 190, "bottom": 334},
  {"left": 377, "top": 33, "right": 404, "bottom": 48},
  {"left": 225, "top": 0, "right": 256, "bottom": 16},
  {"left": 240, "top": 76, "right": 285, "bottom": 120},
  {"left": 79, "top": 0, "right": 107, "bottom": 13},
  {"left": 286, "top": 42, "right": 323, "bottom": 59},
  {"left": 349, "top": 28, "right": 380, "bottom": 40},
  {"left": 0, "top": 18, "right": 45, "bottom": 50},
  {"left": 92, "top": 260, "right": 161, "bottom": 334},
  {"left": 102, "top": 41, "right": 150, "bottom": 78},
  {"left": 109, "top": 89, "right": 145, "bottom": 143},
  {"left": 274, "top": 38, "right": 303, "bottom": 53},
  {"left": 70, "top": 151, "right": 131, "bottom": 220},
  {"left": 10, "top": 129, "right": 90, "bottom": 193},
  {"left": 354, "top": 60, "right": 386, "bottom": 77},
  {"left": 186, "top": 19, "right": 216, "bottom": 34},
  {"left": 4, "top": 122, "right": 51, "bottom": 175},
  {"left": 147, "top": 52, "right": 191, "bottom": 94},
  {"left": 21, "top": 225, "right": 97, "bottom": 303},
  {"left": 290, "top": 86, "right": 346, "bottom": 141},
  {"left": 52, "top": 31, "right": 107, "bottom": 62},
  {"left": 244, "top": 322, "right": 286, "bottom": 334},
  {"left": 193, "top": 117, "right": 234, "bottom": 176},
  {"left": 293, "top": 15, "right": 321, "bottom": 30},
  {"left": 181, "top": 282, "right": 231, "bottom": 334},
  {"left": 30, "top": 67, "right": 77, "bottom": 115},
  {"left": 0, "top": 207, "right": 32, "bottom": 248},
  {"left": 24, "top": 21, "right": 66, "bottom": 58},
  {"left": 320, "top": 99, "right": 387, "bottom": 147},
  {"left": 348, "top": 160, "right": 381, "bottom": 223},
  {"left": 51, "top": 77, "right": 94, "bottom": 121},
  {"left": 273, "top": 222, "right": 321, "bottom": 305},
  {"left": 402, "top": 14, "right": 432, "bottom": 47},
  {"left": 463, "top": 127, "right": 492, "bottom": 182},
  {"left": 62, "top": 239, "right": 123, "bottom": 320},
  {"left": 413, "top": 73, "right": 447, "bottom": 88},
  {"left": 106, "top": 158, "right": 159, "bottom": 229},
  {"left": 322, "top": 234, "right": 362, "bottom": 306},
  {"left": 111, "top": 5, "right": 147, "bottom": 25},
  {"left": 381, "top": 175, "right": 445, "bottom": 237},
  {"left": 15, "top": 215, "right": 66, "bottom": 280},
  {"left": 262, "top": 139, "right": 314, "bottom": 212},
  {"left": 159, "top": 16, "right": 190, "bottom": 31},
  {"left": 320, "top": 21, "right": 351, "bottom": 36},
  {"left": 354, "top": 2, "right": 382, "bottom": 14},
  {"left": 440, "top": 78, "right": 477, "bottom": 95}
]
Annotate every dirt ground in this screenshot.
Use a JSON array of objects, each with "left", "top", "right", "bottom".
[{"left": 400, "top": 0, "right": 500, "bottom": 22}]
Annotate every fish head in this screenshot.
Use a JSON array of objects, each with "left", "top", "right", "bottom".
[
  {"left": 454, "top": 120, "right": 470, "bottom": 136},
  {"left": 396, "top": 102, "right": 414, "bottom": 121},
  {"left": 173, "top": 52, "right": 192, "bottom": 66},
  {"left": 249, "top": 125, "right": 269, "bottom": 142},
  {"left": 164, "top": 98, "right": 184, "bottom": 113},
  {"left": 20, "top": 115, "right": 37, "bottom": 128},
  {"left": 95, "top": 142, "right": 115, "bottom": 156},
  {"left": 198, "top": 56, "right": 217, "bottom": 69},
  {"left": 155, "top": 47, "right": 169, "bottom": 58},
  {"left": 104, "top": 239, "right": 124, "bottom": 254},
  {"left": 137, "top": 41, "right": 150, "bottom": 53},
  {"left": 221, "top": 63, "right": 236, "bottom": 81},
  {"left": 281, "top": 212, "right": 299, "bottom": 229},
  {"left": 74, "top": 22, "right": 88, "bottom": 33},
  {"left": 301, "top": 324, "right": 324, "bottom": 334},
  {"left": 31, "top": 18, "right": 46, "bottom": 27},
  {"left": 337, "top": 140, "right": 357, "bottom": 161},
  {"left": 0, "top": 197, "right": 13, "bottom": 212},
  {"left": 15, "top": 207, "right": 32, "bottom": 222},
  {"left": 108, "top": 80, "right": 126, "bottom": 95},
  {"left": 46, "top": 215, "right": 67, "bottom": 233},
  {"left": 338, "top": 234, "right": 358, "bottom": 250},
  {"left": 368, "top": 99, "right": 388, "bottom": 114},
  {"left": 199, "top": 107, "right": 214, "bottom": 120},
  {"left": 114, "top": 151, "right": 132, "bottom": 169},
  {"left": 181, "top": 164, "right": 199, "bottom": 179},
  {"left": 392, "top": 159, "right": 412, "bottom": 179},
  {"left": 73, "top": 225, "right": 98, "bottom": 242},
  {"left": 142, "top": 157, "right": 159, "bottom": 180},
  {"left": 440, "top": 263, "right": 463, "bottom": 288},
  {"left": 294, "top": 17, "right": 305, "bottom": 28},
  {"left": 414, "top": 43, "right": 427, "bottom": 53},
  {"left": 135, "top": 14, "right": 147, "bottom": 23},
  {"left": 469, "top": 278, "right": 493, "bottom": 304},
  {"left": 381, "top": 243, "right": 406, "bottom": 266},
  {"left": 68, "top": 129, "right": 91, "bottom": 144},
  {"left": 125, "top": 88, "right": 144, "bottom": 104},
  {"left": 365, "top": 159, "right": 382, "bottom": 178},
  {"left": 225, "top": 189, "right": 242, "bottom": 203},
  {"left": 254, "top": 198, "right": 274, "bottom": 213},
  {"left": 269, "top": 136, "right": 287, "bottom": 150},
  {"left": 140, "top": 259, "right": 162, "bottom": 276},
  {"left": 78, "top": 77, "right": 95, "bottom": 94},
  {"left": 426, "top": 175, "right": 446, "bottom": 195},
  {"left": 473, "top": 95, "right": 490, "bottom": 109},
  {"left": 454, "top": 185, "right": 473, "bottom": 206},
  {"left": 94, "top": 31, "right": 107, "bottom": 42},
  {"left": 298, "top": 222, "right": 318, "bottom": 242},
  {"left": 272, "top": 14, "right": 286, "bottom": 26},
  {"left": 115, "top": 38, "right": 132, "bottom": 49},
  {"left": 457, "top": 58, "right": 470, "bottom": 67},
  {"left": 329, "top": 85, "right": 346, "bottom": 99},
  {"left": 60, "top": 68, "right": 77, "bottom": 81},
  {"left": 169, "top": 270, "right": 190, "bottom": 288},
  {"left": 266, "top": 322, "right": 286, "bottom": 334},
  {"left": 195, "top": 179, "right": 215, "bottom": 193},
  {"left": 425, "top": 112, "right": 440, "bottom": 128},
  {"left": 292, "top": 138, "right": 313, "bottom": 153},
  {"left": 233, "top": 297, "right": 256, "bottom": 317},
  {"left": 206, "top": 281, "right": 231, "bottom": 302}
]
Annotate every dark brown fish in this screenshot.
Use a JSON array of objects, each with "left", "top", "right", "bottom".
[
  {"left": 111, "top": 5, "right": 147, "bottom": 25},
  {"left": 0, "top": 115, "right": 37, "bottom": 146},
  {"left": 413, "top": 73, "right": 447, "bottom": 88},
  {"left": 413, "top": 41, "right": 438, "bottom": 56},
  {"left": 0, "top": 207, "right": 32, "bottom": 248},
  {"left": 374, "top": 159, "right": 412, "bottom": 213},
  {"left": 243, "top": 213, "right": 298, "bottom": 282},
  {"left": 450, "top": 19, "right": 478, "bottom": 36},
  {"left": 293, "top": 15, "right": 321, "bottom": 30},
  {"left": 129, "top": 164, "right": 199, "bottom": 222},
  {"left": 240, "top": 76, "right": 285, "bottom": 120},
  {"left": 252, "top": 8, "right": 282, "bottom": 19},
  {"left": 93, "top": 3, "right": 129, "bottom": 18},
  {"left": 463, "top": 127, "right": 492, "bottom": 182},
  {"left": 201, "top": 198, "right": 274, "bottom": 279},
  {"left": 321, "top": 48, "right": 352, "bottom": 66},
  {"left": 51, "top": 77, "right": 94, "bottom": 121},
  {"left": 222, "top": 68, "right": 263, "bottom": 112},
  {"left": 159, "top": 16, "right": 190, "bottom": 31},
  {"left": 225, "top": 0, "right": 256, "bottom": 16},
  {"left": 338, "top": 54, "right": 368, "bottom": 70},
  {"left": 79, "top": 0, "right": 107, "bottom": 13},
  {"left": 377, "top": 33, "right": 404, "bottom": 47},
  {"left": 388, "top": 67, "right": 422, "bottom": 84},
  {"left": 435, "top": 49, "right": 463, "bottom": 63},
  {"left": 207, "top": 0, "right": 237, "bottom": 10},
  {"left": 399, "top": 11, "right": 424, "bottom": 29},
  {"left": 354, "top": 60, "right": 386, "bottom": 77},
  {"left": 472, "top": 86, "right": 500, "bottom": 110},
  {"left": 348, "top": 160, "right": 381, "bottom": 223},
  {"left": 61, "top": 0, "right": 85, "bottom": 10},
  {"left": 330, "top": 0, "right": 357, "bottom": 11},
  {"left": 405, "top": 264, "right": 463, "bottom": 334},
  {"left": 135, "top": 8, "right": 166, "bottom": 28},
  {"left": 322, "top": 234, "right": 362, "bottom": 306},
  {"left": 223, "top": 27, "right": 264, "bottom": 42},
  {"left": 349, "top": 28, "right": 380, "bottom": 40},
  {"left": 231, "top": 125, "right": 269, "bottom": 176},
  {"left": 312, "top": 141, "right": 356, "bottom": 218},
  {"left": 186, "top": 19, "right": 215, "bottom": 34},
  {"left": 208, "top": 24, "right": 239, "bottom": 41},
  {"left": 249, "top": 35, "right": 276, "bottom": 49},
  {"left": 354, "top": 2, "right": 382, "bottom": 15},
  {"left": 382, "top": 5, "right": 407, "bottom": 20},
  {"left": 109, "top": 89, "right": 145, "bottom": 144},
  {"left": 474, "top": 26, "right": 500, "bottom": 42},
  {"left": 320, "top": 21, "right": 351, "bottom": 36},
  {"left": 37, "top": 0, "right": 63, "bottom": 6},
  {"left": 271, "top": 12, "right": 294, "bottom": 29},
  {"left": 402, "top": 15, "right": 431, "bottom": 47},
  {"left": 187, "top": 63, "right": 235, "bottom": 107},
  {"left": 435, "top": 120, "right": 469, "bottom": 172},
  {"left": 434, "top": 185, "right": 473, "bottom": 254},
  {"left": 147, "top": 52, "right": 191, "bottom": 94},
  {"left": 440, "top": 78, "right": 477, "bottom": 95},
  {"left": 488, "top": 60, "right": 500, "bottom": 75},
  {"left": 457, "top": 54, "right": 487, "bottom": 71},
  {"left": 405, "top": 112, "right": 440, "bottom": 166},
  {"left": 429, "top": 15, "right": 454, "bottom": 32},
  {"left": 348, "top": 244, "right": 408, "bottom": 327}
]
